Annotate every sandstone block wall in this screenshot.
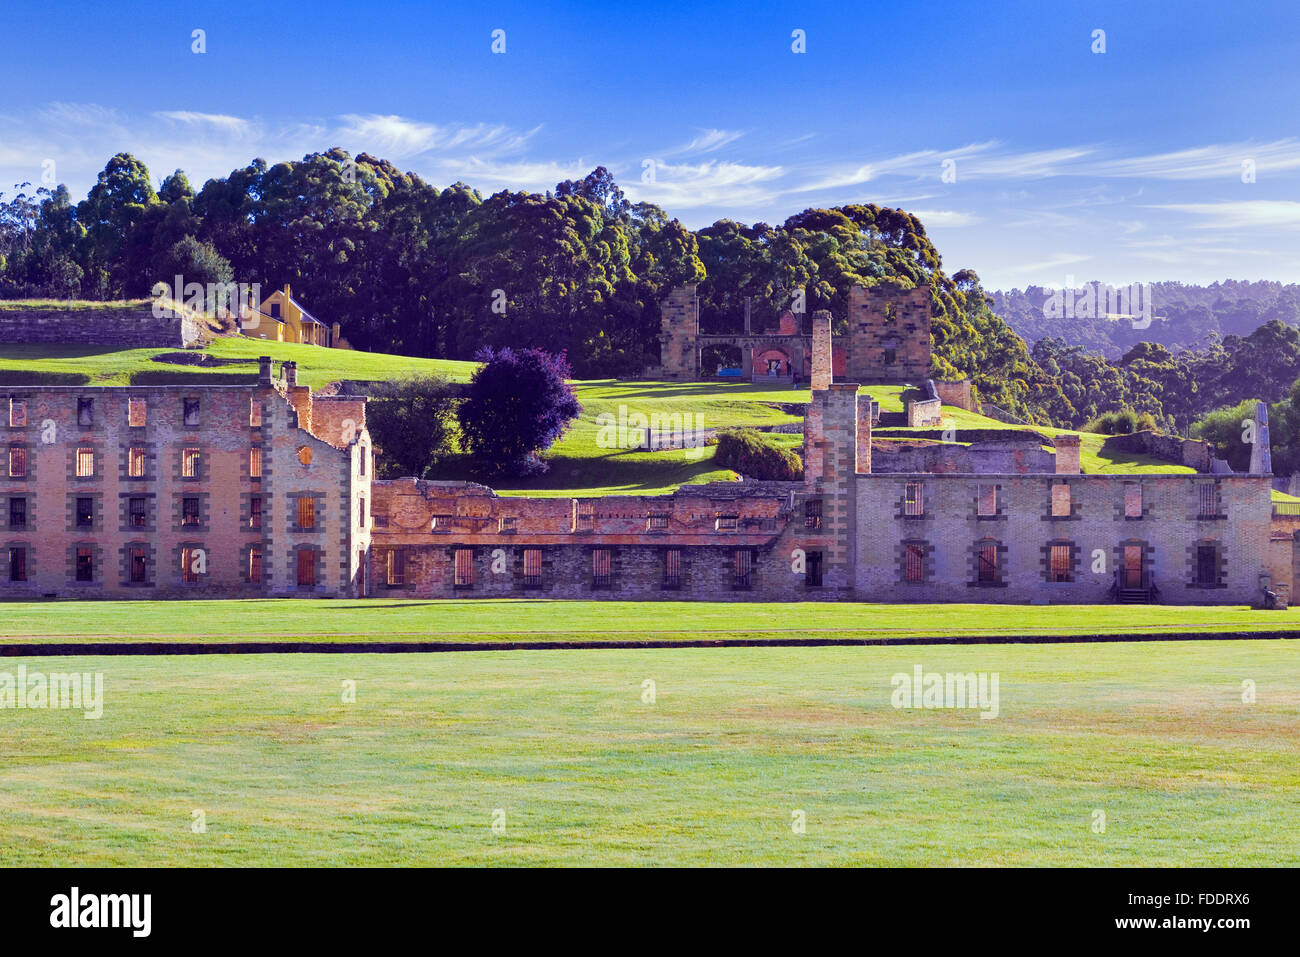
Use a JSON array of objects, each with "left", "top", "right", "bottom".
[
  {"left": 844, "top": 283, "right": 931, "bottom": 383},
  {"left": 0, "top": 379, "right": 368, "bottom": 599},
  {"left": 0, "top": 306, "right": 211, "bottom": 349},
  {"left": 854, "top": 473, "right": 1273, "bottom": 605}
]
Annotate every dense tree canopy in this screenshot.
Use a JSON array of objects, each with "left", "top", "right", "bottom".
[{"left": 4, "top": 151, "right": 1299, "bottom": 435}]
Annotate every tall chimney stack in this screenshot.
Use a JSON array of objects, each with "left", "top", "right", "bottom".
[
  {"left": 258, "top": 355, "right": 273, "bottom": 386},
  {"left": 811, "top": 309, "right": 833, "bottom": 391}
]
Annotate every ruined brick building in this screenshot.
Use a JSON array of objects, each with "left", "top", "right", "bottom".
[
  {"left": 1, "top": 301, "right": 1292, "bottom": 605},
  {"left": 653, "top": 282, "right": 933, "bottom": 384}
]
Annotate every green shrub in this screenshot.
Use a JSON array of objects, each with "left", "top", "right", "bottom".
[
  {"left": 713, "top": 428, "right": 802, "bottom": 481},
  {"left": 1084, "top": 408, "right": 1158, "bottom": 435}
]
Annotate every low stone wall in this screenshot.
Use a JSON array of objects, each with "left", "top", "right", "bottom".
[
  {"left": 934, "top": 378, "right": 975, "bottom": 411},
  {"left": 0, "top": 306, "right": 210, "bottom": 349},
  {"left": 906, "top": 397, "right": 943, "bottom": 427},
  {"left": 871, "top": 439, "right": 1056, "bottom": 474},
  {"left": 1101, "top": 430, "right": 1212, "bottom": 472}
]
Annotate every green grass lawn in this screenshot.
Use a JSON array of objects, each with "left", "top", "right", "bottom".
[
  {"left": 1, "top": 641, "right": 1296, "bottom": 865},
  {"left": 2, "top": 599, "right": 1297, "bottom": 644}
]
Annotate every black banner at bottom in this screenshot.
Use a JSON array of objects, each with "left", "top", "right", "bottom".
[{"left": 0, "top": 867, "right": 1278, "bottom": 943}]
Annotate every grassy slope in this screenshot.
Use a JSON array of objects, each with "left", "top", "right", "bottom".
[
  {"left": 1, "top": 599, "right": 1298, "bottom": 643},
  {"left": 2, "top": 641, "right": 1296, "bottom": 865},
  {"left": 0, "top": 338, "right": 1209, "bottom": 495}
]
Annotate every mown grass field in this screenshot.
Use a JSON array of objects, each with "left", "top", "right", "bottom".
[
  {"left": 1, "top": 599, "right": 1298, "bottom": 643},
  {"left": 1, "top": 641, "right": 1296, "bottom": 866}
]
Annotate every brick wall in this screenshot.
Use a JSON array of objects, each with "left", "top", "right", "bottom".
[
  {"left": 854, "top": 473, "right": 1273, "bottom": 605},
  {"left": 843, "top": 283, "right": 932, "bottom": 383},
  {"left": 0, "top": 380, "right": 366, "bottom": 599},
  {"left": 657, "top": 285, "right": 699, "bottom": 379}
]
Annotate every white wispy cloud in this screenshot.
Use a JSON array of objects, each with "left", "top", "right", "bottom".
[
  {"left": 154, "top": 111, "right": 254, "bottom": 136},
  {"left": 674, "top": 129, "right": 745, "bottom": 154},
  {"left": 1086, "top": 140, "right": 1300, "bottom": 179},
  {"left": 334, "top": 114, "right": 538, "bottom": 159},
  {"left": 626, "top": 160, "right": 785, "bottom": 209},
  {"left": 909, "top": 209, "right": 981, "bottom": 228},
  {"left": 1145, "top": 200, "right": 1300, "bottom": 229}
]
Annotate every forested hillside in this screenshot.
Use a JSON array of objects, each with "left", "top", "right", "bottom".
[
  {"left": 5, "top": 149, "right": 1300, "bottom": 439},
  {"left": 993, "top": 280, "right": 1300, "bottom": 357},
  {"left": 0, "top": 151, "right": 1064, "bottom": 424}
]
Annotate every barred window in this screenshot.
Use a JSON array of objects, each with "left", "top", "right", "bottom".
[
  {"left": 128, "top": 397, "right": 146, "bottom": 427},
  {"left": 904, "top": 543, "right": 924, "bottom": 582},
  {"left": 576, "top": 512, "right": 594, "bottom": 532},
  {"left": 248, "top": 546, "right": 263, "bottom": 584},
  {"left": 358, "top": 495, "right": 366, "bottom": 529},
  {"left": 1196, "top": 543, "right": 1218, "bottom": 586},
  {"left": 977, "top": 541, "right": 998, "bottom": 583},
  {"left": 7, "top": 446, "right": 24, "bottom": 478},
  {"left": 183, "top": 398, "right": 200, "bottom": 426},
  {"left": 129, "top": 446, "right": 146, "bottom": 477},
  {"left": 9, "top": 546, "right": 27, "bottom": 582},
  {"left": 297, "top": 497, "right": 316, "bottom": 529},
  {"left": 249, "top": 496, "right": 262, "bottom": 529},
  {"left": 805, "top": 499, "right": 823, "bottom": 529},
  {"left": 76, "top": 496, "right": 93, "bottom": 528},
  {"left": 523, "top": 547, "right": 542, "bottom": 587},
  {"left": 1125, "top": 482, "right": 1143, "bottom": 518},
  {"left": 9, "top": 399, "right": 26, "bottom": 428},
  {"left": 734, "top": 548, "right": 753, "bottom": 588},
  {"left": 129, "top": 547, "right": 148, "bottom": 584},
  {"left": 77, "top": 397, "right": 93, "bottom": 426},
  {"left": 181, "top": 447, "right": 200, "bottom": 478},
  {"left": 129, "top": 497, "right": 147, "bottom": 528},
  {"left": 76, "top": 447, "right": 94, "bottom": 477},
  {"left": 664, "top": 548, "right": 682, "bottom": 587},
  {"left": 977, "top": 484, "right": 998, "bottom": 517},
  {"left": 249, "top": 447, "right": 262, "bottom": 479},
  {"left": 297, "top": 549, "right": 316, "bottom": 587},
  {"left": 715, "top": 514, "right": 739, "bottom": 531},
  {"left": 592, "top": 548, "right": 612, "bottom": 587},
  {"left": 454, "top": 548, "right": 474, "bottom": 587},
  {"left": 75, "top": 547, "right": 94, "bottom": 582},
  {"left": 181, "top": 497, "right": 201, "bottom": 527},
  {"left": 249, "top": 398, "right": 262, "bottom": 428},
  {"left": 9, "top": 497, "right": 26, "bottom": 529},
  {"left": 1049, "top": 543, "right": 1071, "bottom": 582},
  {"left": 1051, "top": 484, "right": 1071, "bottom": 517},
  {"left": 1198, "top": 483, "right": 1217, "bottom": 518},
  {"left": 181, "top": 546, "right": 201, "bottom": 583},
  {"left": 905, "top": 482, "right": 924, "bottom": 516},
  {"left": 806, "top": 550, "right": 824, "bottom": 588},
  {"left": 498, "top": 516, "right": 517, "bottom": 533},
  {"left": 359, "top": 446, "right": 367, "bottom": 476},
  {"left": 647, "top": 513, "right": 669, "bottom": 531}
]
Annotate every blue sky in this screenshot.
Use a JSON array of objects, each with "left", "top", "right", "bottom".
[{"left": 3, "top": 0, "right": 1299, "bottom": 289}]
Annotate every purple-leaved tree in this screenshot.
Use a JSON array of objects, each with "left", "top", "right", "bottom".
[{"left": 459, "top": 347, "right": 583, "bottom": 475}]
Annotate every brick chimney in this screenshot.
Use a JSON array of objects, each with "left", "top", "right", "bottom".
[
  {"left": 857, "top": 393, "right": 872, "bottom": 474},
  {"left": 283, "top": 361, "right": 298, "bottom": 387},
  {"left": 258, "top": 355, "right": 273, "bottom": 386},
  {"left": 811, "top": 309, "right": 833, "bottom": 391},
  {"left": 1054, "top": 434, "right": 1082, "bottom": 474}
]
